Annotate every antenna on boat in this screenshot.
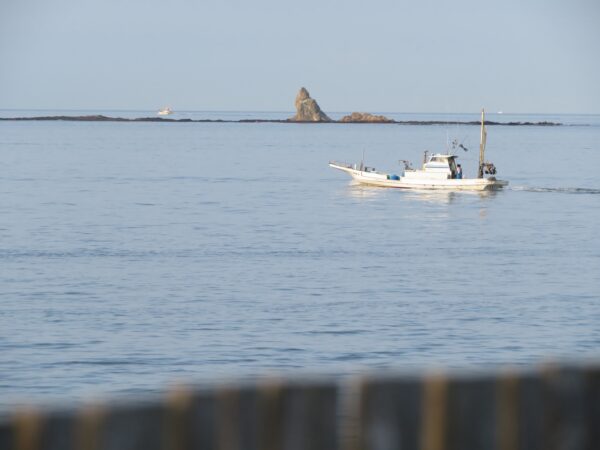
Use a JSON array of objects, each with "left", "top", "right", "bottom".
[
  {"left": 361, "top": 149, "right": 365, "bottom": 171},
  {"left": 478, "top": 109, "right": 487, "bottom": 178},
  {"left": 453, "top": 136, "right": 469, "bottom": 152}
]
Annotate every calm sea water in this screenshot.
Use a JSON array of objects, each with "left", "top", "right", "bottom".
[{"left": 1, "top": 111, "right": 599, "bottom": 409}]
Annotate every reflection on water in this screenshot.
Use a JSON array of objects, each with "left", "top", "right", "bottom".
[
  {"left": 343, "top": 182, "right": 386, "bottom": 200},
  {"left": 403, "top": 190, "right": 457, "bottom": 204},
  {"left": 404, "top": 189, "right": 499, "bottom": 204},
  {"left": 343, "top": 182, "right": 500, "bottom": 205}
]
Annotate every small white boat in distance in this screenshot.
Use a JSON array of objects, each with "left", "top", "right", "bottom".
[
  {"left": 329, "top": 109, "right": 508, "bottom": 191},
  {"left": 157, "top": 107, "right": 173, "bottom": 116}
]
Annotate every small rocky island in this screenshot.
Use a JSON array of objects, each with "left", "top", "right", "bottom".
[
  {"left": 287, "top": 87, "right": 392, "bottom": 123},
  {"left": 288, "top": 87, "right": 331, "bottom": 122},
  {"left": 339, "top": 112, "right": 393, "bottom": 123}
]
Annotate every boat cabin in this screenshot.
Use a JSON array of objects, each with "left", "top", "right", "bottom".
[{"left": 422, "top": 153, "right": 459, "bottom": 179}]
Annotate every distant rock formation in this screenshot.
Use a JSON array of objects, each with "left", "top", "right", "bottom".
[
  {"left": 289, "top": 87, "right": 331, "bottom": 122},
  {"left": 0, "top": 114, "right": 563, "bottom": 126},
  {"left": 339, "top": 112, "right": 393, "bottom": 123}
]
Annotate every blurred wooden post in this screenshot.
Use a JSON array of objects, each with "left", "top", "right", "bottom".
[
  {"left": 543, "top": 366, "right": 586, "bottom": 450},
  {"left": 0, "top": 417, "right": 15, "bottom": 450},
  {"left": 97, "top": 402, "right": 165, "bottom": 450},
  {"left": 281, "top": 382, "right": 338, "bottom": 450},
  {"left": 168, "top": 388, "right": 219, "bottom": 450},
  {"left": 165, "top": 387, "right": 193, "bottom": 450},
  {"left": 40, "top": 411, "right": 76, "bottom": 450},
  {"left": 217, "top": 386, "right": 263, "bottom": 450},
  {"left": 420, "top": 374, "right": 447, "bottom": 450},
  {"left": 0, "top": 419, "right": 16, "bottom": 450},
  {"left": 446, "top": 375, "right": 497, "bottom": 450},
  {"left": 496, "top": 371, "right": 519, "bottom": 450},
  {"left": 584, "top": 365, "right": 600, "bottom": 450},
  {"left": 353, "top": 377, "right": 423, "bottom": 450},
  {"left": 516, "top": 373, "right": 544, "bottom": 450},
  {"left": 77, "top": 405, "right": 105, "bottom": 450},
  {"left": 257, "top": 382, "right": 284, "bottom": 450},
  {"left": 14, "top": 408, "right": 42, "bottom": 450}
]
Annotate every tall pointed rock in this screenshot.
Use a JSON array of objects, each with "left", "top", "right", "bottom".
[{"left": 289, "top": 87, "right": 331, "bottom": 122}]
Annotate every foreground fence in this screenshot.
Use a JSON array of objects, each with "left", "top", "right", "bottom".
[{"left": 1, "top": 363, "right": 599, "bottom": 450}]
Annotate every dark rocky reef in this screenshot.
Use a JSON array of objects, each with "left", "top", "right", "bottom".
[
  {"left": 0, "top": 115, "right": 194, "bottom": 122},
  {"left": 0, "top": 115, "right": 562, "bottom": 126},
  {"left": 339, "top": 112, "right": 393, "bottom": 123},
  {"left": 288, "top": 87, "right": 331, "bottom": 122}
]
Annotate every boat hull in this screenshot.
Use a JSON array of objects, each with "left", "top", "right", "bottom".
[{"left": 329, "top": 163, "right": 508, "bottom": 191}]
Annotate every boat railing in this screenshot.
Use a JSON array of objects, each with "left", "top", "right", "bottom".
[{"left": 329, "top": 160, "right": 354, "bottom": 169}]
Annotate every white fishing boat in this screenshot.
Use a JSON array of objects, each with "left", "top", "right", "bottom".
[
  {"left": 329, "top": 109, "right": 508, "bottom": 191},
  {"left": 157, "top": 107, "right": 173, "bottom": 116}
]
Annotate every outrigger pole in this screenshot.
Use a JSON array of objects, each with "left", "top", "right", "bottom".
[{"left": 478, "top": 108, "right": 486, "bottom": 178}]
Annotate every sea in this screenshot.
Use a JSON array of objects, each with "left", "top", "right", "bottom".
[{"left": 1, "top": 110, "right": 599, "bottom": 409}]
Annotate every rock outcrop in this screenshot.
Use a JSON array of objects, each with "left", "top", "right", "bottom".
[
  {"left": 339, "top": 112, "right": 393, "bottom": 123},
  {"left": 289, "top": 87, "right": 331, "bottom": 122}
]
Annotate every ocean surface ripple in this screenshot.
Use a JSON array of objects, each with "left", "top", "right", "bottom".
[{"left": 1, "top": 112, "right": 599, "bottom": 408}]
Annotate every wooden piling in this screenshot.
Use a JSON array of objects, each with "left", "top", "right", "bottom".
[
  {"left": 0, "top": 363, "right": 599, "bottom": 450},
  {"left": 355, "top": 376, "right": 423, "bottom": 450},
  {"left": 420, "top": 374, "right": 447, "bottom": 450}
]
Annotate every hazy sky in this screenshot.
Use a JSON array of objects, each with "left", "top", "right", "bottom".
[{"left": 1, "top": 0, "right": 599, "bottom": 113}]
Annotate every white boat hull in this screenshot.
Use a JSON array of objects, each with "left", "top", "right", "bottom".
[{"left": 329, "top": 163, "right": 508, "bottom": 191}]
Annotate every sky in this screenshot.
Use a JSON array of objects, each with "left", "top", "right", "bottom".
[{"left": 1, "top": 0, "right": 599, "bottom": 113}]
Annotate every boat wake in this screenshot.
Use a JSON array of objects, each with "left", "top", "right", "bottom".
[{"left": 511, "top": 186, "right": 600, "bottom": 195}]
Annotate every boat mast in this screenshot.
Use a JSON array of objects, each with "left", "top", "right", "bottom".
[{"left": 478, "top": 108, "right": 486, "bottom": 178}]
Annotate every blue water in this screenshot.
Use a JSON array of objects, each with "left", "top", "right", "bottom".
[{"left": 1, "top": 111, "right": 599, "bottom": 408}]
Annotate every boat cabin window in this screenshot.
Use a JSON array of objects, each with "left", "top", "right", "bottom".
[
  {"left": 430, "top": 156, "right": 445, "bottom": 162},
  {"left": 448, "top": 158, "right": 457, "bottom": 178},
  {"left": 448, "top": 158, "right": 457, "bottom": 172}
]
